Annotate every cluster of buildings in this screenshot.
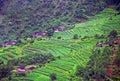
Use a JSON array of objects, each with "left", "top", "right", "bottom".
[
  {"left": 0, "top": 26, "right": 66, "bottom": 47},
  {"left": 32, "top": 26, "right": 65, "bottom": 38},
  {"left": 13, "top": 65, "right": 36, "bottom": 73}
]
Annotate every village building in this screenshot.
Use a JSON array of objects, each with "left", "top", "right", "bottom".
[
  {"left": 1, "top": 40, "right": 16, "bottom": 47},
  {"left": 32, "top": 32, "right": 46, "bottom": 38},
  {"left": 54, "top": 26, "right": 65, "bottom": 32},
  {"left": 96, "top": 42, "right": 103, "bottom": 48}
]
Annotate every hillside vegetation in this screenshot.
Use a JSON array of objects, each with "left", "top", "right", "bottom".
[
  {"left": 0, "top": 0, "right": 107, "bottom": 42},
  {"left": 0, "top": 6, "right": 120, "bottom": 81}
]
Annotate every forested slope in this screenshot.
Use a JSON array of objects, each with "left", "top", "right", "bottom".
[{"left": 0, "top": 0, "right": 108, "bottom": 42}]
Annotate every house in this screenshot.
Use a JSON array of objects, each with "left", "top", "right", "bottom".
[
  {"left": 27, "top": 65, "right": 36, "bottom": 71},
  {"left": 26, "top": 38, "right": 32, "bottom": 40},
  {"left": 54, "top": 26, "right": 65, "bottom": 32},
  {"left": 103, "top": 41, "right": 110, "bottom": 46},
  {"left": 1, "top": 42, "right": 6, "bottom": 47},
  {"left": 54, "top": 29, "right": 59, "bottom": 32},
  {"left": 6, "top": 42, "right": 13, "bottom": 46},
  {"left": 96, "top": 42, "right": 103, "bottom": 47},
  {"left": 16, "top": 65, "right": 36, "bottom": 73},
  {"left": 16, "top": 66, "right": 27, "bottom": 73},
  {"left": 1, "top": 40, "right": 17, "bottom": 47},
  {"left": 32, "top": 31, "right": 46, "bottom": 38},
  {"left": 6, "top": 40, "right": 16, "bottom": 46},
  {"left": 12, "top": 40, "right": 17, "bottom": 44},
  {"left": 33, "top": 33, "right": 42, "bottom": 38},
  {"left": 39, "top": 32, "right": 46, "bottom": 37},
  {"left": 32, "top": 32, "right": 42, "bottom": 38},
  {"left": 17, "top": 68, "right": 27, "bottom": 73}
]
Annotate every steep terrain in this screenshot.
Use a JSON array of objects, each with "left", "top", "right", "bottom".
[
  {"left": 0, "top": 0, "right": 120, "bottom": 81},
  {"left": 0, "top": 6, "right": 120, "bottom": 81},
  {"left": 0, "top": 0, "right": 107, "bottom": 42}
]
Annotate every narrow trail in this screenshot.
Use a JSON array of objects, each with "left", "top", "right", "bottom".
[{"left": 105, "top": 45, "right": 119, "bottom": 80}]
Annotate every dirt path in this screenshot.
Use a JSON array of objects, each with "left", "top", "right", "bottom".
[{"left": 105, "top": 46, "right": 118, "bottom": 80}]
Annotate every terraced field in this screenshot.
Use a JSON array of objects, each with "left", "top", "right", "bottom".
[
  {"left": 0, "top": 44, "right": 30, "bottom": 64},
  {"left": 0, "top": 47, "right": 19, "bottom": 64},
  {"left": 11, "top": 39, "right": 97, "bottom": 81},
  {"left": 53, "top": 8, "right": 120, "bottom": 39},
  {"left": 0, "top": 8, "right": 120, "bottom": 81}
]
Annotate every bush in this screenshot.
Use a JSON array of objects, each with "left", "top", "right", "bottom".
[
  {"left": 8, "top": 53, "right": 55, "bottom": 67},
  {"left": 94, "top": 34, "right": 100, "bottom": 39},
  {"left": 0, "top": 64, "right": 13, "bottom": 79},
  {"left": 73, "top": 34, "right": 79, "bottom": 39},
  {"left": 116, "top": 3, "right": 120, "bottom": 12},
  {"left": 82, "top": 36, "right": 91, "bottom": 40},
  {"left": 108, "top": 30, "right": 118, "bottom": 38},
  {"left": 94, "top": 34, "right": 105, "bottom": 39},
  {"left": 50, "top": 73, "right": 57, "bottom": 81},
  {"left": 18, "top": 73, "right": 26, "bottom": 77},
  {"left": 76, "top": 47, "right": 112, "bottom": 80},
  {"left": 57, "top": 36, "right": 62, "bottom": 39}
]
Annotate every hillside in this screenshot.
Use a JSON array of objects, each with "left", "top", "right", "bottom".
[
  {"left": 0, "top": 6, "right": 120, "bottom": 81},
  {"left": 0, "top": 0, "right": 108, "bottom": 42}
]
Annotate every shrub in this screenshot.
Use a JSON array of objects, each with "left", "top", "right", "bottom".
[
  {"left": 94, "top": 34, "right": 100, "bottom": 39},
  {"left": 76, "top": 47, "right": 112, "bottom": 80},
  {"left": 18, "top": 73, "right": 26, "bottom": 77},
  {"left": 8, "top": 53, "right": 55, "bottom": 67},
  {"left": 57, "top": 36, "right": 62, "bottom": 39},
  {"left": 82, "top": 36, "right": 91, "bottom": 40},
  {"left": 29, "top": 40, "right": 34, "bottom": 43},
  {"left": 73, "top": 34, "right": 79, "bottom": 39},
  {"left": 108, "top": 30, "right": 118, "bottom": 38},
  {"left": 94, "top": 34, "right": 105, "bottom": 39},
  {"left": 116, "top": 3, "right": 120, "bottom": 12},
  {"left": 50, "top": 73, "right": 57, "bottom": 81},
  {"left": 0, "top": 64, "right": 13, "bottom": 79}
]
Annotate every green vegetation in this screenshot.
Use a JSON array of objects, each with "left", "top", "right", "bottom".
[
  {"left": 73, "top": 34, "right": 79, "bottom": 39},
  {"left": 49, "top": 73, "right": 57, "bottom": 81},
  {"left": 108, "top": 30, "right": 118, "bottom": 38},
  {"left": 8, "top": 53, "right": 55, "bottom": 66},
  {"left": 114, "top": 45, "right": 120, "bottom": 66},
  {"left": 53, "top": 8, "right": 120, "bottom": 40},
  {"left": 0, "top": 3, "right": 120, "bottom": 81},
  {"left": 76, "top": 47, "right": 112, "bottom": 81},
  {"left": 0, "top": 0, "right": 107, "bottom": 42}
]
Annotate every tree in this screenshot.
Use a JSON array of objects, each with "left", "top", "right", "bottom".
[
  {"left": 46, "top": 28, "right": 54, "bottom": 39},
  {"left": 116, "top": 3, "right": 120, "bottom": 12},
  {"left": 76, "top": 47, "right": 112, "bottom": 81},
  {"left": 50, "top": 73, "right": 57, "bottom": 81},
  {"left": 108, "top": 30, "right": 118, "bottom": 38},
  {"left": 57, "top": 36, "right": 62, "bottom": 39},
  {"left": 73, "top": 34, "right": 79, "bottom": 39},
  {"left": 0, "top": 64, "right": 13, "bottom": 79}
]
